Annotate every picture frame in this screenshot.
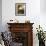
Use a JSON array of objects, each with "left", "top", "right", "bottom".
[{"left": 15, "top": 3, "right": 26, "bottom": 16}]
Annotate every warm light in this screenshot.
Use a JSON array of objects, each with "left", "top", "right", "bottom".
[{"left": 19, "top": 6, "right": 24, "bottom": 10}]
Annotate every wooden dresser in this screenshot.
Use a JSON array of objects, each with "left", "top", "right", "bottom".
[{"left": 7, "top": 23, "right": 34, "bottom": 46}]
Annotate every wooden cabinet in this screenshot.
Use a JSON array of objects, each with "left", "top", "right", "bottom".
[{"left": 7, "top": 23, "right": 34, "bottom": 46}]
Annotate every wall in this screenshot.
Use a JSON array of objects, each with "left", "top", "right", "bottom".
[
  {"left": 40, "top": 0, "right": 46, "bottom": 13},
  {"left": 40, "top": 0, "right": 46, "bottom": 31},
  {"left": 2, "top": 0, "right": 40, "bottom": 30},
  {"left": 2, "top": 0, "right": 46, "bottom": 46},
  {"left": 0, "top": 0, "right": 2, "bottom": 32}
]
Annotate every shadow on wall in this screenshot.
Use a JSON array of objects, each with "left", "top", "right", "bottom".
[
  {"left": 40, "top": 0, "right": 46, "bottom": 13},
  {"left": 0, "top": 0, "right": 2, "bottom": 32}
]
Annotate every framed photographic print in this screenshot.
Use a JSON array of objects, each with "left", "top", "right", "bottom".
[{"left": 15, "top": 3, "right": 26, "bottom": 16}]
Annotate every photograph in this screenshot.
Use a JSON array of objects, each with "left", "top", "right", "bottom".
[
  {"left": 1, "top": 0, "right": 46, "bottom": 46},
  {"left": 15, "top": 3, "right": 26, "bottom": 16}
]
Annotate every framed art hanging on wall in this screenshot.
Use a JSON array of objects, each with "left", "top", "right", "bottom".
[{"left": 15, "top": 3, "right": 26, "bottom": 16}]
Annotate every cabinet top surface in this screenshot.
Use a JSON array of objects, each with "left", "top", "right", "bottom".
[{"left": 7, "top": 23, "right": 34, "bottom": 25}]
